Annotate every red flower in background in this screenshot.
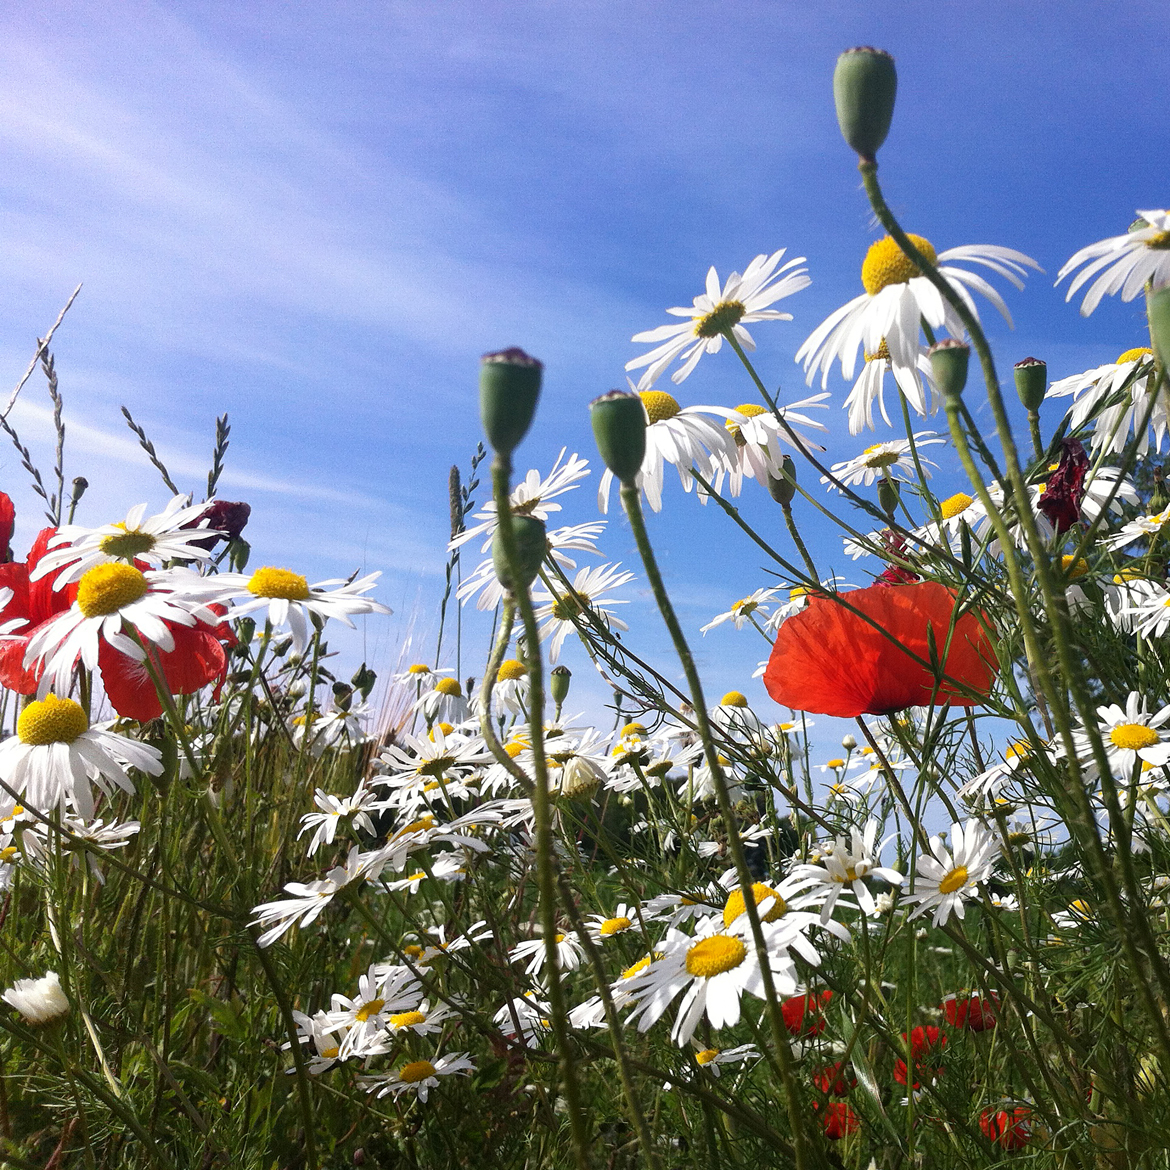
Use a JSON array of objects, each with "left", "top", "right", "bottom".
[
  {"left": 812, "top": 1062, "right": 856, "bottom": 1097},
  {"left": 1038, "top": 438, "right": 1088, "bottom": 533},
  {"left": 981, "top": 1105, "right": 1032, "bottom": 1151},
  {"left": 893, "top": 1025, "right": 946, "bottom": 1088},
  {"left": 781, "top": 990, "right": 832, "bottom": 1037},
  {"left": 0, "top": 492, "right": 14, "bottom": 561},
  {"left": 942, "top": 991, "right": 998, "bottom": 1032},
  {"left": 813, "top": 1101, "right": 859, "bottom": 1140},
  {"left": 764, "top": 581, "right": 996, "bottom": 718}
]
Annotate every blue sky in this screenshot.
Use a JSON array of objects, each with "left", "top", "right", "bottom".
[{"left": 0, "top": 2, "right": 1165, "bottom": 746}]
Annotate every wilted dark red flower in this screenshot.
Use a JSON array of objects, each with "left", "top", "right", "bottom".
[
  {"left": 813, "top": 1101, "right": 859, "bottom": 1140},
  {"left": 0, "top": 492, "right": 14, "bottom": 561},
  {"left": 781, "top": 990, "right": 832, "bottom": 1037},
  {"left": 812, "top": 1061, "right": 856, "bottom": 1096},
  {"left": 980, "top": 1105, "right": 1032, "bottom": 1151},
  {"left": 942, "top": 991, "right": 998, "bottom": 1032},
  {"left": 1038, "top": 438, "right": 1088, "bottom": 533},
  {"left": 764, "top": 582, "right": 997, "bottom": 717},
  {"left": 186, "top": 500, "right": 251, "bottom": 551},
  {"left": 893, "top": 1025, "right": 946, "bottom": 1088}
]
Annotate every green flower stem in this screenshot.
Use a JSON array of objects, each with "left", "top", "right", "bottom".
[
  {"left": 780, "top": 500, "right": 819, "bottom": 580},
  {"left": 863, "top": 153, "right": 1170, "bottom": 1054},
  {"left": 478, "top": 599, "right": 532, "bottom": 790},
  {"left": 1027, "top": 409, "right": 1044, "bottom": 461},
  {"left": 491, "top": 455, "right": 590, "bottom": 1170},
  {"left": 618, "top": 480, "right": 819, "bottom": 1170}
]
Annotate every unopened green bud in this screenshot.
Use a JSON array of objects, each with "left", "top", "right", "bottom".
[
  {"left": 833, "top": 47, "right": 897, "bottom": 163},
  {"left": 550, "top": 665, "right": 572, "bottom": 705},
  {"left": 492, "top": 514, "right": 546, "bottom": 593},
  {"left": 878, "top": 477, "right": 901, "bottom": 518},
  {"left": 589, "top": 390, "right": 646, "bottom": 484},
  {"left": 228, "top": 538, "right": 251, "bottom": 573},
  {"left": 479, "top": 348, "right": 543, "bottom": 457},
  {"left": 767, "top": 455, "right": 797, "bottom": 506},
  {"left": 1148, "top": 285, "right": 1170, "bottom": 373},
  {"left": 929, "top": 339, "right": 970, "bottom": 398},
  {"left": 1013, "top": 357, "right": 1047, "bottom": 412},
  {"left": 332, "top": 682, "right": 353, "bottom": 711},
  {"left": 351, "top": 663, "right": 377, "bottom": 699}
]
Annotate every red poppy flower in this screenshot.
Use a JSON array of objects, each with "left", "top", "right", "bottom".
[
  {"left": 942, "top": 991, "right": 998, "bottom": 1032},
  {"left": 980, "top": 1105, "right": 1031, "bottom": 1151},
  {"left": 781, "top": 990, "right": 832, "bottom": 1037},
  {"left": 98, "top": 609, "right": 236, "bottom": 721},
  {"left": 0, "top": 527, "right": 77, "bottom": 694},
  {"left": 811, "top": 1061, "right": 856, "bottom": 1096},
  {"left": 763, "top": 581, "right": 996, "bottom": 718},
  {"left": 0, "top": 491, "right": 14, "bottom": 561},
  {"left": 813, "top": 1101, "right": 859, "bottom": 1140},
  {"left": 893, "top": 1025, "right": 946, "bottom": 1088},
  {"left": 1038, "top": 438, "right": 1088, "bottom": 533}
]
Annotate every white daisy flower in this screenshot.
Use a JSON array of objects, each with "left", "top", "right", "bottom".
[
  {"left": 797, "top": 232, "right": 1040, "bottom": 408},
  {"left": 291, "top": 702, "right": 370, "bottom": 756},
  {"left": 715, "top": 395, "right": 831, "bottom": 493},
  {"left": 377, "top": 727, "right": 491, "bottom": 786},
  {"left": 328, "top": 964, "right": 422, "bottom": 1058},
  {"left": 0, "top": 694, "right": 163, "bottom": 819},
  {"left": 385, "top": 1001, "right": 455, "bottom": 1037},
  {"left": 957, "top": 739, "right": 1044, "bottom": 804},
  {"left": 585, "top": 902, "right": 639, "bottom": 944},
  {"left": 288, "top": 1010, "right": 349, "bottom": 1075},
  {"left": 1123, "top": 586, "right": 1170, "bottom": 638},
  {"left": 532, "top": 564, "right": 633, "bottom": 663},
  {"left": 385, "top": 852, "right": 467, "bottom": 894},
  {"left": 692, "top": 1042, "right": 760, "bottom": 1076},
  {"left": 626, "top": 250, "right": 810, "bottom": 390},
  {"left": 1106, "top": 573, "right": 1163, "bottom": 632},
  {"left": 25, "top": 565, "right": 225, "bottom": 698},
  {"left": 1045, "top": 348, "right": 1165, "bottom": 455},
  {"left": 495, "top": 992, "right": 552, "bottom": 1047},
  {"left": 823, "top": 434, "right": 944, "bottom": 489},
  {"left": 509, "top": 930, "right": 584, "bottom": 978},
  {"left": 205, "top": 567, "right": 391, "bottom": 654},
  {"left": 22, "top": 815, "right": 141, "bottom": 884},
  {"left": 1072, "top": 692, "right": 1170, "bottom": 776},
  {"left": 1105, "top": 507, "right": 1170, "bottom": 552},
  {"left": 1057, "top": 210, "right": 1170, "bottom": 316},
  {"left": 700, "top": 588, "right": 783, "bottom": 634},
  {"left": 904, "top": 819, "right": 999, "bottom": 927},
  {"left": 598, "top": 388, "right": 735, "bottom": 515},
  {"left": 32, "top": 495, "right": 222, "bottom": 589},
  {"left": 788, "top": 820, "right": 905, "bottom": 924},
  {"left": 450, "top": 448, "right": 590, "bottom": 553},
  {"left": 393, "top": 663, "right": 454, "bottom": 686},
  {"left": 2, "top": 971, "right": 69, "bottom": 1026},
  {"left": 250, "top": 846, "right": 372, "bottom": 947},
  {"left": 298, "top": 784, "right": 380, "bottom": 855},
  {"left": 842, "top": 342, "right": 939, "bottom": 435},
  {"left": 360, "top": 1053, "right": 475, "bottom": 1102},
  {"left": 481, "top": 658, "right": 529, "bottom": 717},
  {"left": 412, "top": 675, "right": 469, "bottom": 724}
]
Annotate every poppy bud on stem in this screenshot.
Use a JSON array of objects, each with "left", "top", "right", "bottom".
[
  {"left": 1014, "top": 357, "right": 1048, "bottom": 460},
  {"left": 833, "top": 47, "right": 897, "bottom": 163},
  {"left": 1148, "top": 285, "right": 1170, "bottom": 375},
  {"left": 550, "top": 664, "right": 571, "bottom": 710},
  {"left": 479, "top": 348, "right": 543, "bottom": 458},
  {"left": 929, "top": 338, "right": 970, "bottom": 399},
  {"left": 589, "top": 390, "right": 647, "bottom": 485}
]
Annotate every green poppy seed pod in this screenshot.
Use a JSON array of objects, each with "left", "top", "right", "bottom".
[
  {"left": 1013, "top": 357, "right": 1048, "bottom": 412},
  {"left": 1147, "top": 285, "right": 1170, "bottom": 373},
  {"left": 589, "top": 390, "right": 647, "bottom": 484},
  {"left": 479, "top": 348, "right": 543, "bottom": 457},
  {"left": 491, "top": 514, "right": 546, "bottom": 593},
  {"left": 928, "top": 339, "right": 970, "bottom": 398},
  {"left": 878, "top": 477, "right": 901, "bottom": 519},
  {"left": 550, "top": 664, "right": 572, "bottom": 706},
  {"left": 833, "top": 47, "right": 897, "bottom": 163},
  {"left": 767, "top": 455, "right": 797, "bottom": 505}
]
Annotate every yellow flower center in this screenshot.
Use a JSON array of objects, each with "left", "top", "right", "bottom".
[
  {"left": 695, "top": 1048, "right": 720, "bottom": 1065},
  {"left": 1069, "top": 899, "right": 1092, "bottom": 920},
  {"left": 353, "top": 998, "right": 385, "bottom": 1023},
  {"left": 731, "top": 598, "right": 756, "bottom": 615},
  {"left": 940, "top": 491, "right": 974, "bottom": 520},
  {"left": 722, "top": 882, "right": 788, "bottom": 928},
  {"left": 1117, "top": 346, "right": 1154, "bottom": 365},
  {"left": 497, "top": 659, "right": 528, "bottom": 681},
  {"left": 1111, "top": 723, "right": 1160, "bottom": 751},
  {"left": 319, "top": 1045, "right": 340, "bottom": 1059},
  {"left": 248, "top": 567, "right": 310, "bottom": 601},
  {"left": 99, "top": 523, "right": 157, "bottom": 560},
  {"left": 551, "top": 592, "right": 585, "bottom": 621},
  {"left": 1004, "top": 740, "right": 1031, "bottom": 761},
  {"left": 1061, "top": 555, "right": 1090, "bottom": 580},
  {"left": 396, "top": 815, "right": 436, "bottom": 837},
  {"left": 599, "top": 915, "right": 632, "bottom": 937},
  {"left": 938, "top": 865, "right": 969, "bottom": 895},
  {"left": 693, "top": 299, "right": 746, "bottom": 339},
  {"left": 639, "top": 390, "right": 682, "bottom": 424},
  {"left": 435, "top": 677, "right": 463, "bottom": 697},
  {"left": 428, "top": 722, "right": 454, "bottom": 741},
  {"left": 685, "top": 934, "right": 747, "bottom": 978},
  {"left": 17, "top": 695, "right": 89, "bottom": 745},
  {"left": 390, "top": 1010, "right": 427, "bottom": 1029},
  {"left": 622, "top": 955, "right": 653, "bottom": 980},
  {"left": 862, "top": 443, "right": 900, "bottom": 469},
  {"left": 403, "top": 944, "right": 424, "bottom": 960},
  {"left": 789, "top": 587, "right": 807, "bottom": 601},
  {"left": 76, "top": 563, "right": 149, "bottom": 618},
  {"left": 864, "top": 338, "right": 892, "bottom": 362},
  {"left": 504, "top": 741, "right": 524, "bottom": 758},
  {"left": 1146, "top": 231, "right": 1170, "bottom": 251},
  {"left": 721, "top": 691, "right": 748, "bottom": 708},
  {"left": 620, "top": 721, "right": 647, "bottom": 736},
  {"left": 398, "top": 1060, "right": 436, "bottom": 1084},
  {"left": 408, "top": 663, "right": 431, "bottom": 675},
  {"left": 0, "top": 847, "right": 18, "bottom": 863},
  {"left": 724, "top": 402, "right": 767, "bottom": 437},
  {"left": 826, "top": 758, "right": 845, "bottom": 769},
  {"left": 861, "top": 233, "right": 938, "bottom": 295}
]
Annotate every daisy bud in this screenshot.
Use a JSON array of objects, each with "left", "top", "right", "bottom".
[
  {"left": 550, "top": 665, "right": 572, "bottom": 706},
  {"left": 3, "top": 971, "right": 69, "bottom": 1026},
  {"left": 841, "top": 734, "right": 857, "bottom": 750},
  {"left": 1013, "top": 356, "right": 1047, "bottom": 412},
  {"left": 589, "top": 390, "right": 646, "bottom": 484},
  {"left": 929, "top": 339, "right": 970, "bottom": 398},
  {"left": 480, "top": 348, "right": 543, "bottom": 457},
  {"left": 1148, "top": 284, "right": 1170, "bottom": 372},
  {"left": 767, "top": 455, "right": 797, "bottom": 506},
  {"left": 833, "top": 47, "right": 897, "bottom": 163},
  {"left": 878, "top": 477, "right": 900, "bottom": 519},
  {"left": 492, "top": 514, "right": 547, "bottom": 593}
]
